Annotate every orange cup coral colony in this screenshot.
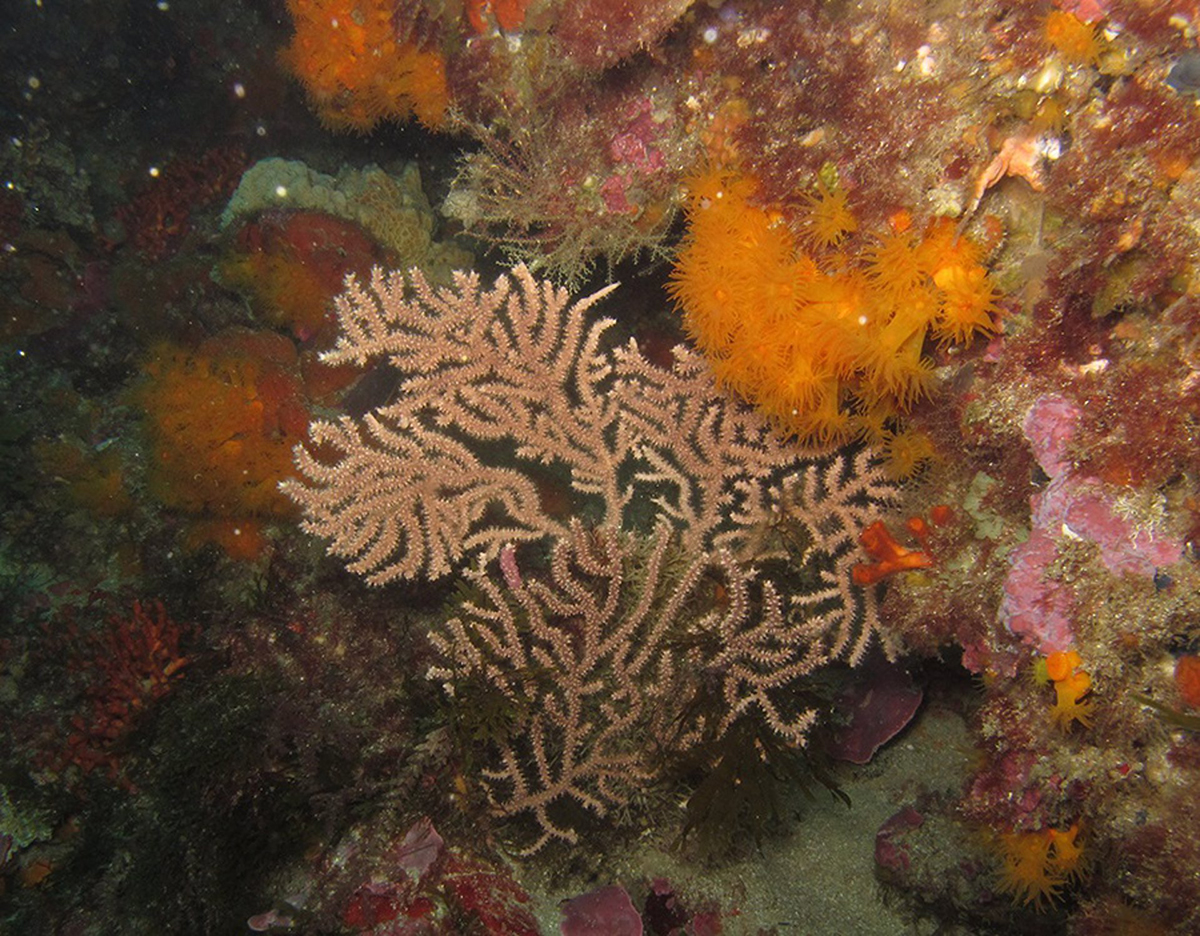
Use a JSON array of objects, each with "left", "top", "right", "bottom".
[
  {"left": 994, "top": 823, "right": 1087, "bottom": 909},
  {"left": 669, "top": 167, "right": 1001, "bottom": 447},
  {"left": 279, "top": 0, "right": 449, "bottom": 132}
]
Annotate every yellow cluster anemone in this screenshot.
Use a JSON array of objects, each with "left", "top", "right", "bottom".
[
  {"left": 994, "top": 823, "right": 1088, "bottom": 909},
  {"left": 669, "top": 168, "right": 1001, "bottom": 446}
]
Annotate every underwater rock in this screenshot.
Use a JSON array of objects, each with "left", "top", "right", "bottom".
[
  {"left": 1167, "top": 51, "right": 1200, "bottom": 96},
  {"left": 830, "top": 655, "right": 924, "bottom": 765},
  {"left": 560, "top": 884, "right": 643, "bottom": 936}
]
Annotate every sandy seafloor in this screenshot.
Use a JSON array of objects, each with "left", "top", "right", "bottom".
[{"left": 518, "top": 704, "right": 975, "bottom": 935}]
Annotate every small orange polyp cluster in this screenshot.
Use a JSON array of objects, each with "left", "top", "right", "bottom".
[
  {"left": 881, "top": 427, "right": 938, "bottom": 481},
  {"left": 1045, "top": 649, "right": 1093, "bottom": 729},
  {"left": 995, "top": 823, "right": 1086, "bottom": 909},
  {"left": 669, "top": 168, "right": 1000, "bottom": 446},
  {"left": 1042, "top": 10, "right": 1101, "bottom": 66},
  {"left": 801, "top": 179, "right": 858, "bottom": 249},
  {"left": 280, "top": 0, "right": 448, "bottom": 131}
]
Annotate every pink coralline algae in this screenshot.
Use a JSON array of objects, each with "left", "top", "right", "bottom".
[
  {"left": 394, "top": 817, "right": 444, "bottom": 881},
  {"left": 960, "top": 745, "right": 1043, "bottom": 829},
  {"left": 609, "top": 98, "right": 668, "bottom": 174},
  {"left": 560, "top": 884, "right": 643, "bottom": 936},
  {"left": 600, "top": 98, "right": 668, "bottom": 216},
  {"left": 1021, "top": 395, "right": 1079, "bottom": 480},
  {"left": 1054, "top": 0, "right": 1108, "bottom": 24},
  {"left": 1000, "top": 395, "right": 1183, "bottom": 654},
  {"left": 599, "top": 175, "right": 638, "bottom": 215}
]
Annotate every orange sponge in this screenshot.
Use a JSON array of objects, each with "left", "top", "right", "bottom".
[
  {"left": 1175, "top": 655, "right": 1200, "bottom": 709},
  {"left": 135, "top": 332, "right": 309, "bottom": 557}
]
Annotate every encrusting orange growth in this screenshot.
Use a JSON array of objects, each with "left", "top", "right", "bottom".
[
  {"left": 466, "top": 0, "right": 532, "bottom": 32},
  {"left": 1174, "top": 654, "right": 1200, "bottom": 709},
  {"left": 220, "top": 211, "right": 381, "bottom": 342},
  {"left": 135, "top": 331, "right": 309, "bottom": 558},
  {"left": 669, "top": 167, "right": 1001, "bottom": 446},
  {"left": 280, "top": 0, "right": 448, "bottom": 132},
  {"left": 995, "top": 823, "right": 1087, "bottom": 909},
  {"left": 852, "top": 520, "right": 933, "bottom": 585},
  {"left": 852, "top": 506, "right": 951, "bottom": 584},
  {"left": 1045, "top": 649, "right": 1093, "bottom": 729},
  {"left": 34, "top": 440, "right": 133, "bottom": 517}
]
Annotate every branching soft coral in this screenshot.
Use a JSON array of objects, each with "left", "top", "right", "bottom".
[
  {"left": 280, "top": 0, "right": 448, "bottom": 132},
  {"left": 669, "top": 168, "right": 1000, "bottom": 446}
]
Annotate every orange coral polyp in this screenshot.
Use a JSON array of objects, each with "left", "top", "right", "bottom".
[
  {"left": 996, "top": 830, "right": 1063, "bottom": 909},
  {"left": 1048, "top": 824, "right": 1088, "bottom": 883},
  {"left": 1045, "top": 649, "right": 1082, "bottom": 683},
  {"left": 884, "top": 429, "right": 937, "bottom": 480},
  {"left": 934, "top": 264, "right": 1000, "bottom": 344},
  {"left": 1043, "top": 10, "right": 1100, "bottom": 65},
  {"left": 775, "top": 356, "right": 823, "bottom": 414},
  {"left": 798, "top": 383, "right": 851, "bottom": 444},
  {"left": 1044, "top": 650, "right": 1093, "bottom": 729},
  {"left": 669, "top": 169, "right": 1000, "bottom": 445},
  {"left": 803, "top": 181, "right": 858, "bottom": 249},
  {"left": 865, "top": 231, "right": 924, "bottom": 299}
]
